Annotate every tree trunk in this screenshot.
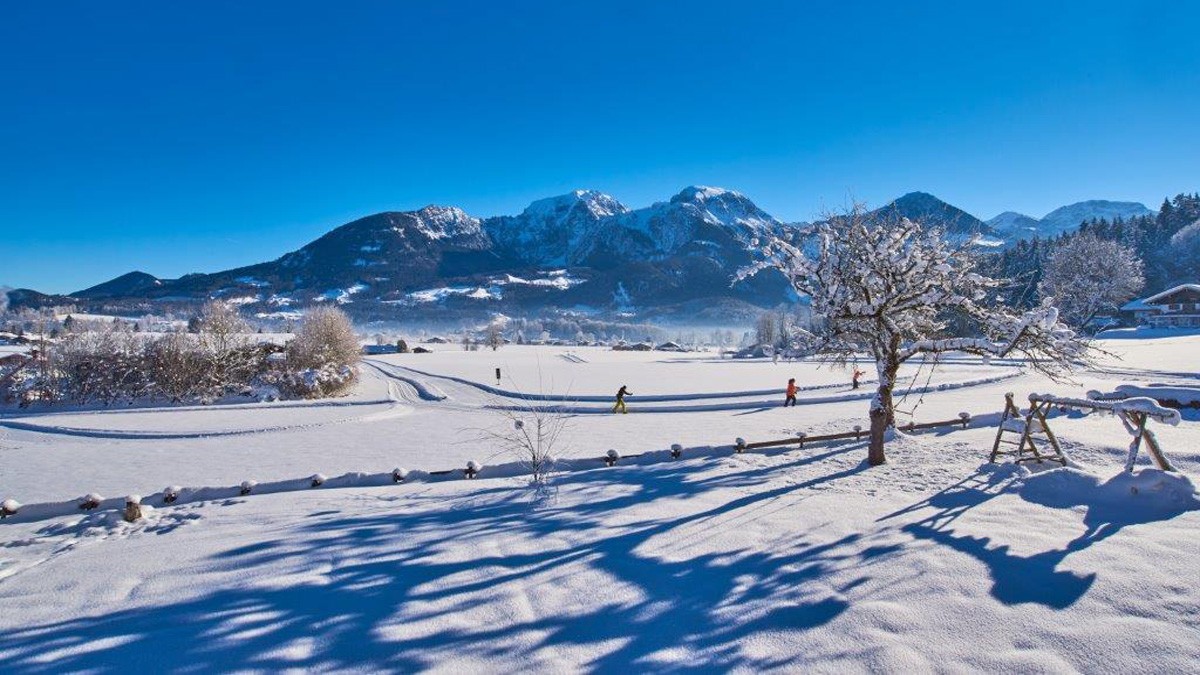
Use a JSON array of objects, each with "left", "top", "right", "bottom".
[
  {"left": 867, "top": 362, "right": 898, "bottom": 466},
  {"left": 868, "top": 405, "right": 888, "bottom": 466}
]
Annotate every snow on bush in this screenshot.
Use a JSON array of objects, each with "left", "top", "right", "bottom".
[
  {"left": 1, "top": 498, "right": 20, "bottom": 517},
  {"left": 275, "top": 306, "right": 360, "bottom": 398},
  {"left": 0, "top": 302, "right": 361, "bottom": 407},
  {"left": 1, "top": 302, "right": 271, "bottom": 406}
]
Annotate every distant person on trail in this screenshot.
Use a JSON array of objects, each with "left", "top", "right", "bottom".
[
  {"left": 852, "top": 368, "right": 865, "bottom": 390},
  {"left": 784, "top": 378, "right": 798, "bottom": 407},
  {"left": 613, "top": 385, "right": 632, "bottom": 414}
]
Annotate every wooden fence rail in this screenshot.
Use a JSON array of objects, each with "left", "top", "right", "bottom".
[{"left": 737, "top": 414, "right": 972, "bottom": 453}]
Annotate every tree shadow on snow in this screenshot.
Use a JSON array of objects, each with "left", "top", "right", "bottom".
[
  {"left": 0, "top": 455, "right": 887, "bottom": 673},
  {"left": 882, "top": 463, "right": 1199, "bottom": 610}
]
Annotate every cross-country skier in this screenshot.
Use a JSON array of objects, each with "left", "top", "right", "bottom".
[{"left": 613, "top": 385, "right": 632, "bottom": 414}]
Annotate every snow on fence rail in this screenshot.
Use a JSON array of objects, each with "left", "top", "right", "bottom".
[
  {"left": 0, "top": 413, "right": 990, "bottom": 525},
  {"left": 736, "top": 413, "right": 973, "bottom": 452},
  {"left": 1087, "top": 384, "right": 1200, "bottom": 410}
]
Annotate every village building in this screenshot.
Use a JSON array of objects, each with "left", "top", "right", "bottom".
[{"left": 1121, "top": 284, "right": 1200, "bottom": 328}]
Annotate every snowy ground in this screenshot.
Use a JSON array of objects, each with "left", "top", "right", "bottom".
[{"left": 1, "top": 336, "right": 1198, "bottom": 671}]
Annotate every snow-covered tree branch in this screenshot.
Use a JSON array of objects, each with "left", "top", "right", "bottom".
[{"left": 742, "top": 203, "right": 1092, "bottom": 466}]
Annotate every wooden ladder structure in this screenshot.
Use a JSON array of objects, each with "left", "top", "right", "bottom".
[
  {"left": 989, "top": 393, "right": 1068, "bottom": 466},
  {"left": 1117, "top": 408, "right": 1176, "bottom": 473}
]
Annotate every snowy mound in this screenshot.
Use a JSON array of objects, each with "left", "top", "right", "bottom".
[{"left": 1019, "top": 467, "right": 1200, "bottom": 516}]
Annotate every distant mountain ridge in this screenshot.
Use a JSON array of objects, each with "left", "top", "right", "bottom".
[
  {"left": 873, "top": 192, "right": 998, "bottom": 239},
  {"left": 3, "top": 189, "right": 1156, "bottom": 322},
  {"left": 986, "top": 200, "right": 1153, "bottom": 241}
]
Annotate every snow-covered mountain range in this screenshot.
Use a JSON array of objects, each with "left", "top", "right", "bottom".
[
  {"left": 10, "top": 189, "right": 1152, "bottom": 321},
  {"left": 986, "top": 200, "right": 1153, "bottom": 241}
]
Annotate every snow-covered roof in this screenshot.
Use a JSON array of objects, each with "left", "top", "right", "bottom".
[
  {"left": 1143, "top": 284, "right": 1200, "bottom": 305},
  {"left": 1120, "top": 296, "right": 1158, "bottom": 312}
]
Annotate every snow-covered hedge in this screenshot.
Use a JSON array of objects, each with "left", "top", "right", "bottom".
[{"left": 1, "top": 304, "right": 361, "bottom": 406}]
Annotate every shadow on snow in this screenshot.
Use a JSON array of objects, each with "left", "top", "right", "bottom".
[{"left": 0, "top": 448, "right": 882, "bottom": 672}]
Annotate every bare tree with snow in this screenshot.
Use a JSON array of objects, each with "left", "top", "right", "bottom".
[
  {"left": 746, "top": 204, "right": 1091, "bottom": 466},
  {"left": 1039, "top": 233, "right": 1144, "bottom": 330},
  {"left": 485, "top": 322, "right": 505, "bottom": 351},
  {"left": 754, "top": 312, "right": 777, "bottom": 347}
]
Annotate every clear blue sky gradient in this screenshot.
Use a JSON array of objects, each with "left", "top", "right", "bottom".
[{"left": 2, "top": 1, "right": 1197, "bottom": 293}]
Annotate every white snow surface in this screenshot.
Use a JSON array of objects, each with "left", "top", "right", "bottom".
[{"left": 1, "top": 337, "right": 1199, "bottom": 670}]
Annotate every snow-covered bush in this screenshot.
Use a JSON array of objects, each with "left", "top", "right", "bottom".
[
  {"left": 2, "top": 303, "right": 274, "bottom": 407},
  {"left": 49, "top": 326, "right": 151, "bottom": 405},
  {"left": 281, "top": 306, "right": 359, "bottom": 398},
  {"left": 745, "top": 203, "right": 1091, "bottom": 466}
]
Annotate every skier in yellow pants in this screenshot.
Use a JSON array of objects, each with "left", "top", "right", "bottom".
[{"left": 613, "top": 385, "right": 631, "bottom": 414}]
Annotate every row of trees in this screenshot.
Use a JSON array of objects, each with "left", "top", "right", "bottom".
[{"left": 3, "top": 303, "right": 360, "bottom": 406}]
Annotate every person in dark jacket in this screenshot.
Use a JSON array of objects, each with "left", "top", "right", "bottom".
[
  {"left": 613, "top": 385, "right": 631, "bottom": 414},
  {"left": 784, "top": 378, "right": 798, "bottom": 407}
]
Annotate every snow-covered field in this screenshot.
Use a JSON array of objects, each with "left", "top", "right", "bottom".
[{"left": 1, "top": 336, "right": 1198, "bottom": 671}]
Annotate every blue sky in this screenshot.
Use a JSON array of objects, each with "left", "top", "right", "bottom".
[{"left": 2, "top": 1, "right": 1197, "bottom": 294}]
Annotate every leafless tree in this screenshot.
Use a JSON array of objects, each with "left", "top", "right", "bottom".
[
  {"left": 1039, "top": 234, "right": 1144, "bottom": 329},
  {"left": 746, "top": 203, "right": 1091, "bottom": 466}
]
